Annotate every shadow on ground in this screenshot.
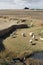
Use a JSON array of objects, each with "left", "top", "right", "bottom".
[
  {"left": 0, "top": 29, "right": 16, "bottom": 52},
  {"left": 0, "top": 24, "right": 28, "bottom": 51},
  {"left": 0, "top": 38, "right": 5, "bottom": 52}
]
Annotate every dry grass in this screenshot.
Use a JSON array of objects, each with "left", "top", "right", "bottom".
[
  {"left": 2, "top": 17, "right": 43, "bottom": 58},
  {"left": 25, "top": 58, "right": 43, "bottom": 65},
  {"left": 0, "top": 10, "right": 43, "bottom": 65}
]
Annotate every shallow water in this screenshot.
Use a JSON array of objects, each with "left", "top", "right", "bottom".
[{"left": 30, "top": 52, "right": 43, "bottom": 60}]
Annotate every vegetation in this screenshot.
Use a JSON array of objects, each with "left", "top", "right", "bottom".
[{"left": 0, "top": 10, "right": 43, "bottom": 65}]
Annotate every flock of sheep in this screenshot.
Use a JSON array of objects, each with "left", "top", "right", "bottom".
[
  {"left": 4, "top": 17, "right": 42, "bottom": 45},
  {"left": 10, "top": 31, "right": 43, "bottom": 45}
]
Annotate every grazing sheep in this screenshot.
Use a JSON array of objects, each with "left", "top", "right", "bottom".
[
  {"left": 29, "top": 32, "right": 34, "bottom": 37},
  {"left": 29, "top": 39, "right": 36, "bottom": 45},
  {"left": 21, "top": 33, "right": 26, "bottom": 37},
  {"left": 40, "top": 37, "right": 43, "bottom": 41},
  {"left": 29, "top": 32, "right": 36, "bottom": 40},
  {"left": 32, "top": 35, "right": 38, "bottom": 42},
  {"left": 32, "top": 35, "right": 35, "bottom": 39},
  {"left": 29, "top": 39, "right": 32, "bottom": 43}
]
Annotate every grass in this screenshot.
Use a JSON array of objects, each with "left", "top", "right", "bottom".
[
  {"left": 0, "top": 11, "right": 43, "bottom": 65},
  {"left": 2, "top": 18, "right": 43, "bottom": 59}
]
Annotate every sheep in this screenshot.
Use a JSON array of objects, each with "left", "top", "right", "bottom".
[
  {"left": 40, "top": 37, "right": 43, "bottom": 41},
  {"left": 29, "top": 39, "right": 36, "bottom": 45},
  {"left": 29, "top": 39, "right": 33, "bottom": 43},
  {"left": 29, "top": 32, "right": 34, "bottom": 37},
  {"left": 21, "top": 33, "right": 26, "bottom": 37},
  {"left": 32, "top": 34, "right": 38, "bottom": 41},
  {"left": 32, "top": 35, "right": 35, "bottom": 39},
  {"left": 29, "top": 32, "right": 36, "bottom": 40}
]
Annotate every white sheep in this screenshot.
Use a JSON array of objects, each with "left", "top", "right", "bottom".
[
  {"left": 21, "top": 33, "right": 26, "bottom": 37},
  {"left": 29, "top": 39, "right": 32, "bottom": 43},
  {"left": 29, "top": 32, "right": 36, "bottom": 39},
  {"left": 29, "top": 32, "right": 34, "bottom": 37},
  {"left": 32, "top": 35, "right": 35, "bottom": 39},
  {"left": 40, "top": 37, "right": 43, "bottom": 41}
]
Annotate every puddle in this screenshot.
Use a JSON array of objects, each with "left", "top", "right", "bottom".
[{"left": 29, "top": 52, "right": 43, "bottom": 60}]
